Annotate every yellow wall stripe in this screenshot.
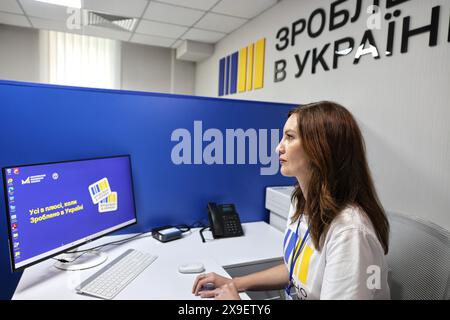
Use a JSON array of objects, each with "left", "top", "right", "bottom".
[
  {"left": 254, "top": 38, "right": 266, "bottom": 89},
  {"left": 246, "top": 44, "right": 254, "bottom": 91},
  {"left": 238, "top": 47, "right": 247, "bottom": 93}
]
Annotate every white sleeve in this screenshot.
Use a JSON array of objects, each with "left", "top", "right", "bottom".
[
  {"left": 320, "top": 227, "right": 384, "bottom": 300},
  {"left": 285, "top": 203, "right": 295, "bottom": 228}
]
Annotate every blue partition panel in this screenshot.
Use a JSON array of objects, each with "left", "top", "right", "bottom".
[{"left": 0, "top": 80, "right": 296, "bottom": 298}]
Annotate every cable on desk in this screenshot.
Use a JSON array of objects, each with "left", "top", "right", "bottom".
[
  {"left": 52, "top": 251, "right": 90, "bottom": 264},
  {"left": 199, "top": 226, "right": 210, "bottom": 243},
  {"left": 76, "top": 232, "right": 153, "bottom": 252},
  {"left": 175, "top": 220, "right": 209, "bottom": 237},
  {"left": 52, "top": 232, "right": 153, "bottom": 264},
  {"left": 174, "top": 224, "right": 191, "bottom": 233},
  {"left": 54, "top": 221, "right": 210, "bottom": 264}
]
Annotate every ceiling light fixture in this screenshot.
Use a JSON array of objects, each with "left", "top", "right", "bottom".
[{"left": 35, "top": 0, "right": 82, "bottom": 9}]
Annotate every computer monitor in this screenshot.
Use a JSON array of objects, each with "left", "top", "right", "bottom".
[{"left": 2, "top": 155, "right": 137, "bottom": 272}]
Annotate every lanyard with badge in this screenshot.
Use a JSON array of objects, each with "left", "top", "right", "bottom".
[{"left": 285, "top": 216, "right": 310, "bottom": 298}]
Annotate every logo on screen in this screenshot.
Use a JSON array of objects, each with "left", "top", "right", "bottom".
[
  {"left": 99, "top": 192, "right": 118, "bottom": 213},
  {"left": 88, "top": 178, "right": 119, "bottom": 213},
  {"left": 6, "top": 169, "right": 12, "bottom": 175},
  {"left": 21, "top": 174, "right": 46, "bottom": 185},
  {"left": 13, "top": 168, "right": 19, "bottom": 174},
  {"left": 88, "top": 178, "right": 112, "bottom": 204}
]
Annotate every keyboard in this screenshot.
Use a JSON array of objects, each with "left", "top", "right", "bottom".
[{"left": 76, "top": 249, "right": 158, "bottom": 300}]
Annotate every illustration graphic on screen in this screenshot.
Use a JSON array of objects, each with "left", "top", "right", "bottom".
[
  {"left": 88, "top": 177, "right": 118, "bottom": 213},
  {"left": 99, "top": 192, "right": 118, "bottom": 213},
  {"left": 88, "top": 177, "right": 111, "bottom": 204}
]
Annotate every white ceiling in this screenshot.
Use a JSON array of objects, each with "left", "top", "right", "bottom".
[{"left": 0, "top": 0, "right": 280, "bottom": 49}]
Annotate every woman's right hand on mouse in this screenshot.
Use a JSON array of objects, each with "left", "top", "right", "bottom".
[{"left": 192, "top": 272, "right": 234, "bottom": 298}]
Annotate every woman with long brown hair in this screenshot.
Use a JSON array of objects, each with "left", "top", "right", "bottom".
[{"left": 192, "top": 101, "right": 391, "bottom": 300}]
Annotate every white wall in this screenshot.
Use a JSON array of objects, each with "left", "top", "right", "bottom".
[
  {"left": 121, "top": 41, "right": 172, "bottom": 93},
  {"left": 171, "top": 50, "right": 196, "bottom": 96},
  {"left": 0, "top": 24, "right": 40, "bottom": 82},
  {"left": 0, "top": 24, "right": 195, "bottom": 95},
  {"left": 121, "top": 42, "right": 195, "bottom": 95},
  {"left": 196, "top": 0, "right": 450, "bottom": 230}
]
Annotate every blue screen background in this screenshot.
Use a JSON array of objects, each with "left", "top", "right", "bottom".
[{"left": 5, "top": 156, "right": 136, "bottom": 267}]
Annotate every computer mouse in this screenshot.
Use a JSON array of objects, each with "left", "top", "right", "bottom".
[
  {"left": 201, "top": 283, "right": 215, "bottom": 291},
  {"left": 178, "top": 262, "right": 205, "bottom": 274}
]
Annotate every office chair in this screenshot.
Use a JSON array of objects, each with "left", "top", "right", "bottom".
[{"left": 386, "top": 211, "right": 450, "bottom": 300}]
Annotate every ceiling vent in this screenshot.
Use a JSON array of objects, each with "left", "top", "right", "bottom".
[{"left": 86, "top": 11, "right": 137, "bottom": 32}]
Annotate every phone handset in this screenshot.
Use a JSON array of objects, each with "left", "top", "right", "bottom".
[
  {"left": 207, "top": 202, "right": 243, "bottom": 239},
  {"left": 207, "top": 202, "right": 224, "bottom": 237}
]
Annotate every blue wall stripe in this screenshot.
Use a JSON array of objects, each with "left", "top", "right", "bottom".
[
  {"left": 225, "top": 55, "right": 231, "bottom": 95},
  {"left": 230, "top": 52, "right": 238, "bottom": 95},
  {"left": 218, "top": 58, "right": 225, "bottom": 97}
]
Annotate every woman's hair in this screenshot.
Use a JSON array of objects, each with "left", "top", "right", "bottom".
[{"left": 289, "top": 101, "right": 389, "bottom": 254}]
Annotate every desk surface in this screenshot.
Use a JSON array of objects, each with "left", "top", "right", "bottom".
[{"left": 13, "top": 222, "right": 284, "bottom": 300}]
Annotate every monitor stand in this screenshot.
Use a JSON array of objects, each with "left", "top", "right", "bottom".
[{"left": 53, "top": 250, "right": 108, "bottom": 271}]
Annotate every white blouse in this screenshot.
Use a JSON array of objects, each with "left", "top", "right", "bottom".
[{"left": 283, "top": 204, "right": 391, "bottom": 300}]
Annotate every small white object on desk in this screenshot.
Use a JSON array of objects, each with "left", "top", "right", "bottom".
[{"left": 178, "top": 263, "right": 205, "bottom": 274}]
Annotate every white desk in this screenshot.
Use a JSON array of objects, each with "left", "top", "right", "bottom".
[{"left": 12, "top": 222, "right": 284, "bottom": 300}]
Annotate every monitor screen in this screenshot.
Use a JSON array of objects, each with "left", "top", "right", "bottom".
[{"left": 2, "top": 155, "right": 137, "bottom": 271}]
